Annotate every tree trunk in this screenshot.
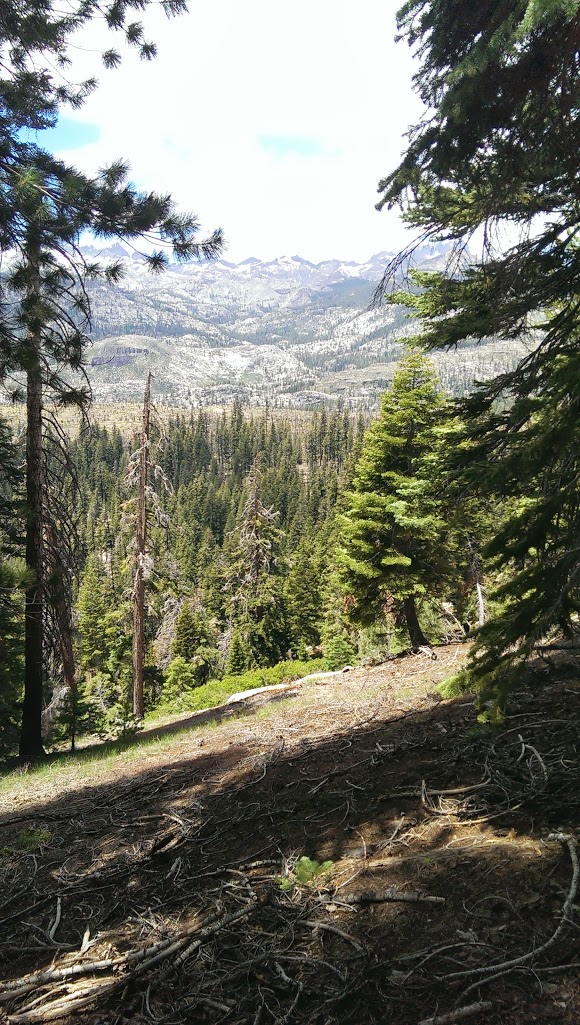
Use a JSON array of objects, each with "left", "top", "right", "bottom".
[
  {"left": 467, "top": 538, "right": 486, "bottom": 627},
  {"left": 44, "top": 519, "right": 78, "bottom": 751},
  {"left": 475, "top": 581, "right": 486, "bottom": 627},
  {"left": 403, "top": 596, "right": 429, "bottom": 648},
  {"left": 132, "top": 371, "right": 151, "bottom": 720},
  {"left": 19, "top": 247, "right": 45, "bottom": 761},
  {"left": 55, "top": 589, "right": 78, "bottom": 753}
]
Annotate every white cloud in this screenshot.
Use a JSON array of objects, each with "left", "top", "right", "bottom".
[{"left": 59, "top": 0, "right": 423, "bottom": 263}]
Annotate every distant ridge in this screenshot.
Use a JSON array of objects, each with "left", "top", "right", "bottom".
[{"left": 77, "top": 244, "right": 521, "bottom": 408}]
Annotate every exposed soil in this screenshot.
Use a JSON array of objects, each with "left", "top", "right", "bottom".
[{"left": 0, "top": 643, "right": 579, "bottom": 1025}]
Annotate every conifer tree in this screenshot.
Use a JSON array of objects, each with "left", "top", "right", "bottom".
[
  {"left": 377, "top": 0, "right": 580, "bottom": 696},
  {"left": 76, "top": 556, "right": 113, "bottom": 680},
  {"left": 0, "top": 417, "right": 25, "bottom": 755},
  {"left": 224, "top": 462, "right": 290, "bottom": 667},
  {"left": 285, "top": 534, "right": 324, "bottom": 654},
  {"left": 1, "top": 4, "right": 224, "bottom": 758},
  {"left": 336, "top": 351, "right": 449, "bottom": 647},
  {"left": 172, "top": 602, "right": 200, "bottom": 662},
  {"left": 226, "top": 629, "right": 249, "bottom": 675},
  {"left": 171, "top": 599, "right": 219, "bottom": 684}
]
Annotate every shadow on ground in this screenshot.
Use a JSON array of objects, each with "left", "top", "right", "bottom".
[{"left": 0, "top": 654, "right": 578, "bottom": 1025}]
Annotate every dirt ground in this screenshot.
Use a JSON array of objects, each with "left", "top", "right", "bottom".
[{"left": 0, "top": 643, "right": 578, "bottom": 1025}]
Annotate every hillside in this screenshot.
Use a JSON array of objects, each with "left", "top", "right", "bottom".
[
  {"left": 80, "top": 246, "right": 525, "bottom": 407},
  {"left": 1, "top": 645, "right": 578, "bottom": 1025}
]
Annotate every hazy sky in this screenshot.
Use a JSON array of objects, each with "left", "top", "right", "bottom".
[{"left": 42, "top": 1, "right": 423, "bottom": 264}]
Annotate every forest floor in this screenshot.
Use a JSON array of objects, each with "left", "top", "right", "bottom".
[{"left": 0, "top": 643, "right": 579, "bottom": 1025}]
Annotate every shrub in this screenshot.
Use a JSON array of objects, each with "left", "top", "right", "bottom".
[{"left": 153, "top": 657, "right": 328, "bottom": 718}]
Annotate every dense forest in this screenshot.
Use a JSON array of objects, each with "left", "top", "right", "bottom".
[
  {"left": 2, "top": 387, "right": 471, "bottom": 754},
  {"left": 0, "top": 348, "right": 521, "bottom": 757}
]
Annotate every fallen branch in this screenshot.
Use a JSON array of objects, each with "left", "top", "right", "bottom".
[
  {"left": 417, "top": 1001, "right": 492, "bottom": 1025},
  {"left": 302, "top": 920, "right": 364, "bottom": 951},
  {"left": 0, "top": 901, "right": 261, "bottom": 1018},
  {"left": 5, "top": 979, "right": 121, "bottom": 1024},
  {"left": 342, "top": 889, "right": 445, "bottom": 906},
  {"left": 446, "top": 833, "right": 578, "bottom": 986},
  {"left": 274, "top": 962, "right": 304, "bottom": 1024}
]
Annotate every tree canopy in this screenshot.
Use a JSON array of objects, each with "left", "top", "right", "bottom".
[
  {"left": 377, "top": 0, "right": 580, "bottom": 697},
  {"left": 1, "top": 0, "right": 224, "bottom": 759},
  {"left": 336, "top": 350, "right": 449, "bottom": 648}
]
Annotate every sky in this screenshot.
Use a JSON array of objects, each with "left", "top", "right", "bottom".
[{"left": 37, "top": 1, "right": 423, "bottom": 264}]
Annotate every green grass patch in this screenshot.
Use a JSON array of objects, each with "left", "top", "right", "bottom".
[
  {"left": 0, "top": 659, "right": 328, "bottom": 801},
  {"left": 0, "top": 716, "right": 231, "bottom": 799},
  {"left": 438, "top": 669, "right": 471, "bottom": 698}
]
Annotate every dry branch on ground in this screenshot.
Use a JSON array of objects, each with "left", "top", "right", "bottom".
[{"left": 0, "top": 646, "right": 578, "bottom": 1025}]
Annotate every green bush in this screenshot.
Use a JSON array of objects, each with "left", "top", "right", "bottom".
[
  {"left": 279, "top": 856, "right": 334, "bottom": 891},
  {"left": 153, "top": 657, "right": 328, "bottom": 718}
]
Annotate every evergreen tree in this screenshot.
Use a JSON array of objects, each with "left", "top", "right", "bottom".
[
  {"left": 171, "top": 599, "right": 219, "bottom": 684},
  {"left": 377, "top": 0, "right": 580, "bottom": 696},
  {"left": 0, "top": 560, "right": 25, "bottom": 757},
  {"left": 320, "top": 570, "right": 358, "bottom": 670},
  {"left": 226, "top": 628, "right": 249, "bottom": 675},
  {"left": 76, "top": 556, "right": 113, "bottom": 679},
  {"left": 0, "top": 4, "right": 223, "bottom": 759},
  {"left": 224, "top": 462, "right": 290, "bottom": 667},
  {"left": 285, "top": 534, "right": 324, "bottom": 654},
  {"left": 172, "top": 602, "right": 201, "bottom": 662},
  {"left": 336, "top": 351, "right": 449, "bottom": 647},
  {"left": 0, "top": 411, "right": 33, "bottom": 755}
]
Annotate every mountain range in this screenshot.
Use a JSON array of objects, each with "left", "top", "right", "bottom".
[{"left": 78, "top": 243, "right": 522, "bottom": 407}]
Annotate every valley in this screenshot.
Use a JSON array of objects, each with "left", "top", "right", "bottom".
[{"left": 82, "top": 246, "right": 525, "bottom": 407}]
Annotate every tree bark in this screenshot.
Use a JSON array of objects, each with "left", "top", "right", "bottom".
[
  {"left": 132, "top": 371, "right": 151, "bottom": 720},
  {"left": 403, "top": 596, "right": 429, "bottom": 648},
  {"left": 467, "top": 537, "right": 486, "bottom": 627},
  {"left": 44, "top": 518, "right": 78, "bottom": 750},
  {"left": 19, "top": 245, "right": 45, "bottom": 761},
  {"left": 475, "top": 581, "right": 486, "bottom": 627}
]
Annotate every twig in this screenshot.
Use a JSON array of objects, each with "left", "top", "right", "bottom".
[
  {"left": 446, "top": 833, "right": 578, "bottom": 984},
  {"left": 302, "top": 920, "right": 364, "bottom": 952},
  {"left": 274, "top": 962, "right": 304, "bottom": 1023},
  {"left": 417, "top": 1002, "right": 492, "bottom": 1025},
  {"left": 46, "top": 898, "right": 61, "bottom": 942}
]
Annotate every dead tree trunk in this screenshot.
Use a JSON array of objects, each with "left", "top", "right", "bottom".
[
  {"left": 467, "top": 537, "right": 486, "bottom": 627},
  {"left": 19, "top": 242, "right": 45, "bottom": 761},
  {"left": 132, "top": 371, "right": 152, "bottom": 720}
]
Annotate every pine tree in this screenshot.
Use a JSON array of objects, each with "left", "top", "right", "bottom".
[
  {"left": 76, "top": 556, "right": 113, "bottom": 679},
  {"left": 376, "top": 0, "right": 580, "bottom": 697},
  {"left": 1, "top": 15, "right": 223, "bottom": 757},
  {"left": 173, "top": 602, "right": 201, "bottom": 662},
  {"left": 171, "top": 598, "right": 219, "bottom": 683},
  {"left": 131, "top": 372, "right": 151, "bottom": 720},
  {"left": 0, "top": 559, "right": 25, "bottom": 757},
  {"left": 336, "top": 351, "right": 449, "bottom": 648},
  {"left": 224, "top": 462, "right": 290, "bottom": 667},
  {"left": 285, "top": 534, "right": 324, "bottom": 654},
  {"left": 0, "top": 416, "right": 25, "bottom": 756},
  {"left": 226, "top": 629, "right": 249, "bottom": 675}
]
